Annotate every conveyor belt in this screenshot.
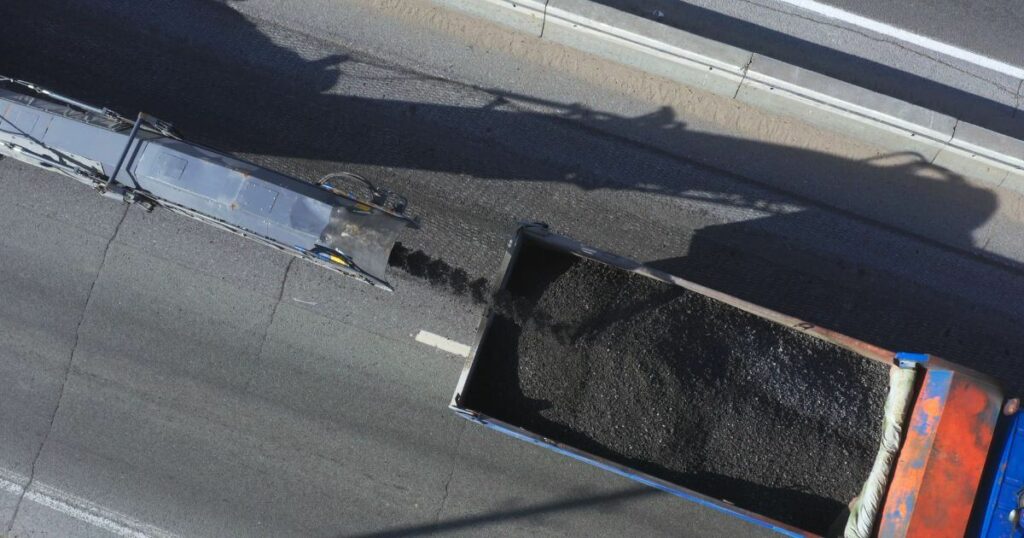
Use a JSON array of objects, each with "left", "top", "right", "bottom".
[{"left": 0, "top": 79, "right": 415, "bottom": 290}]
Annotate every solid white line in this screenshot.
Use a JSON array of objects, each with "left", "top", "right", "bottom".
[
  {"left": 773, "top": 0, "right": 1024, "bottom": 80},
  {"left": 0, "top": 469, "right": 176, "bottom": 538},
  {"left": 414, "top": 329, "right": 471, "bottom": 357}
]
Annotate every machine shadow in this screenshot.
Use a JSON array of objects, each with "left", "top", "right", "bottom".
[
  {"left": 648, "top": 211, "right": 1024, "bottom": 394},
  {"left": 2, "top": 1, "right": 1005, "bottom": 252},
  {"left": 343, "top": 486, "right": 659, "bottom": 537},
  {"left": 2, "top": 0, "right": 1022, "bottom": 386}
]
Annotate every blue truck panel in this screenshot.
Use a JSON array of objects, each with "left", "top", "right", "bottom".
[{"left": 979, "top": 409, "right": 1024, "bottom": 537}]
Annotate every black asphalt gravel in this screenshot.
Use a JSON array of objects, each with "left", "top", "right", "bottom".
[
  {"left": 465, "top": 240, "right": 891, "bottom": 534},
  {"left": 388, "top": 242, "right": 490, "bottom": 302}
]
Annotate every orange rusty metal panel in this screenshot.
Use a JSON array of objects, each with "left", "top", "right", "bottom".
[{"left": 879, "top": 368, "right": 1002, "bottom": 537}]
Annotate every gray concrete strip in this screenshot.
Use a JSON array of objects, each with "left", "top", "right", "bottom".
[
  {"left": 432, "top": 0, "right": 546, "bottom": 37},
  {"left": 734, "top": 54, "right": 957, "bottom": 170},
  {"left": 762, "top": 53, "right": 956, "bottom": 137},
  {"left": 938, "top": 121, "right": 1024, "bottom": 171},
  {"left": 433, "top": 0, "right": 1024, "bottom": 195},
  {"left": 543, "top": 0, "right": 751, "bottom": 98}
]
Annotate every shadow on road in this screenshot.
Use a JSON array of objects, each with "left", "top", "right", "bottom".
[
  {"left": 0, "top": 1, "right": 1021, "bottom": 387},
  {"left": 343, "top": 486, "right": 658, "bottom": 537}
]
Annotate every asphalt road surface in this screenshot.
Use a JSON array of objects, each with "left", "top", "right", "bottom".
[
  {"left": 820, "top": 0, "right": 1024, "bottom": 67},
  {"left": 2, "top": 0, "right": 1024, "bottom": 536}
]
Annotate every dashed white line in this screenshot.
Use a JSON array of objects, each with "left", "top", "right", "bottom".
[
  {"left": 414, "top": 330, "right": 471, "bottom": 357},
  {"left": 774, "top": 0, "right": 1024, "bottom": 80},
  {"left": 0, "top": 468, "right": 176, "bottom": 538}
]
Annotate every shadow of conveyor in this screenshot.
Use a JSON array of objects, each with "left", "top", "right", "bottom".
[
  {"left": 343, "top": 486, "right": 659, "bottom": 537},
  {"left": 0, "top": 1, "right": 1001, "bottom": 244}
]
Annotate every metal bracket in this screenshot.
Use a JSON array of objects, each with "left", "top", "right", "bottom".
[
  {"left": 106, "top": 112, "right": 145, "bottom": 191},
  {"left": 1009, "top": 489, "right": 1024, "bottom": 530},
  {"left": 106, "top": 111, "right": 182, "bottom": 191},
  {"left": 317, "top": 171, "right": 417, "bottom": 228},
  {"left": 895, "top": 352, "right": 929, "bottom": 369}
]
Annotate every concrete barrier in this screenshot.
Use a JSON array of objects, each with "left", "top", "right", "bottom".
[
  {"left": 543, "top": 0, "right": 751, "bottom": 98},
  {"left": 432, "top": 0, "right": 546, "bottom": 36},
  {"left": 736, "top": 54, "right": 956, "bottom": 162},
  {"left": 432, "top": 0, "right": 1024, "bottom": 193}
]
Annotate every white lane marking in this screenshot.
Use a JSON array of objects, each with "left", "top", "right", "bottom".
[
  {"left": 414, "top": 330, "right": 471, "bottom": 357},
  {"left": 0, "top": 476, "right": 20, "bottom": 495},
  {"left": 0, "top": 468, "right": 177, "bottom": 538},
  {"left": 773, "top": 0, "right": 1024, "bottom": 80}
]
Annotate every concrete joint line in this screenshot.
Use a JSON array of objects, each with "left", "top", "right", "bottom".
[
  {"left": 433, "top": 421, "right": 466, "bottom": 525},
  {"left": 434, "top": 462, "right": 456, "bottom": 524},
  {"left": 931, "top": 119, "right": 960, "bottom": 164},
  {"left": 539, "top": 0, "right": 550, "bottom": 38},
  {"left": 940, "top": 120, "right": 1024, "bottom": 174},
  {"left": 733, "top": 54, "right": 755, "bottom": 99},
  {"left": 1014, "top": 79, "right": 1024, "bottom": 118},
  {"left": 997, "top": 169, "right": 1012, "bottom": 188},
  {"left": 542, "top": 7, "right": 746, "bottom": 78},
  {"left": 241, "top": 258, "right": 294, "bottom": 394},
  {"left": 5, "top": 205, "right": 130, "bottom": 534},
  {"left": 743, "top": 71, "right": 950, "bottom": 145}
]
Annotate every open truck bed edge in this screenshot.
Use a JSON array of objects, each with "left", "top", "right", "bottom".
[{"left": 450, "top": 224, "right": 1019, "bottom": 538}]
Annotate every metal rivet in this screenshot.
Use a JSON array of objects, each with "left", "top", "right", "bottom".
[{"left": 1005, "top": 398, "right": 1021, "bottom": 416}]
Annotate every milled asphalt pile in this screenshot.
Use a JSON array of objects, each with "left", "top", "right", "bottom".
[
  {"left": 465, "top": 243, "right": 890, "bottom": 534},
  {"left": 388, "top": 242, "right": 489, "bottom": 302}
]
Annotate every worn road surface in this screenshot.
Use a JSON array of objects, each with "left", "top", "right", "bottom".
[{"left": 2, "top": 0, "right": 1024, "bottom": 536}]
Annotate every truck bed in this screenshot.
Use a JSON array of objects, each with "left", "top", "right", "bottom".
[{"left": 452, "top": 226, "right": 896, "bottom": 535}]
